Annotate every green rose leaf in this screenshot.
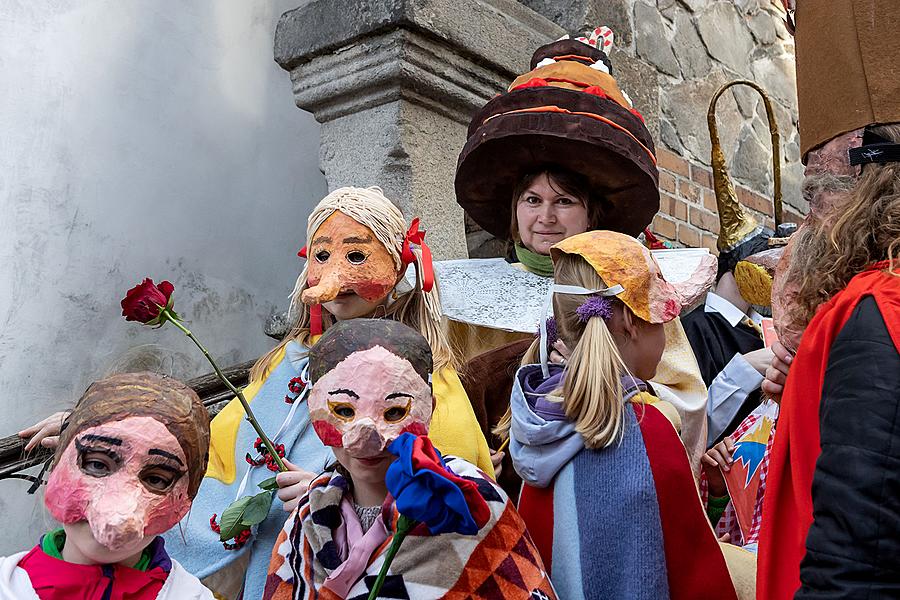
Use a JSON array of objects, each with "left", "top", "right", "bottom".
[
  {"left": 218, "top": 496, "right": 252, "bottom": 542},
  {"left": 241, "top": 491, "right": 274, "bottom": 526},
  {"left": 258, "top": 476, "right": 279, "bottom": 492},
  {"left": 218, "top": 491, "right": 274, "bottom": 542}
]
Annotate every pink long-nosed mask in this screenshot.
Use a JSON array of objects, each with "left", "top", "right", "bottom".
[
  {"left": 44, "top": 416, "right": 192, "bottom": 554},
  {"left": 308, "top": 346, "right": 433, "bottom": 458}
]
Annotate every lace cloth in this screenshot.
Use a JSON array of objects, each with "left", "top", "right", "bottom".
[
  {"left": 431, "top": 259, "right": 551, "bottom": 333},
  {"left": 427, "top": 251, "right": 715, "bottom": 334}
]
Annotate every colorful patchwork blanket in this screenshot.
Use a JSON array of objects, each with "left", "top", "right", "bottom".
[{"left": 263, "top": 456, "right": 556, "bottom": 599}]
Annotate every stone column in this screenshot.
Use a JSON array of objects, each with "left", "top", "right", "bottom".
[{"left": 274, "top": 0, "right": 562, "bottom": 259}]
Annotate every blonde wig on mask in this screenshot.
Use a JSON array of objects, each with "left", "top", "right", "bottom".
[
  {"left": 251, "top": 186, "right": 455, "bottom": 381},
  {"left": 496, "top": 254, "right": 635, "bottom": 449}
]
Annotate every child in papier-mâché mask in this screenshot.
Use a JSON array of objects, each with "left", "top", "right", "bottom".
[
  {"left": 0, "top": 372, "right": 213, "bottom": 600},
  {"left": 263, "top": 319, "right": 555, "bottom": 600},
  {"left": 162, "top": 186, "right": 492, "bottom": 600}
]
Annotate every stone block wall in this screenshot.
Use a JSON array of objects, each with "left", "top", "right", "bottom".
[{"left": 522, "top": 0, "right": 805, "bottom": 253}]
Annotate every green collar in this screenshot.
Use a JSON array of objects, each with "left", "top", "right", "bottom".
[
  {"left": 41, "top": 528, "right": 66, "bottom": 560},
  {"left": 41, "top": 528, "right": 153, "bottom": 571},
  {"left": 514, "top": 243, "right": 554, "bottom": 277}
]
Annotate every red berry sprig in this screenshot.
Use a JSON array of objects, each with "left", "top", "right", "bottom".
[
  {"left": 245, "top": 437, "right": 286, "bottom": 472},
  {"left": 210, "top": 514, "right": 252, "bottom": 550},
  {"left": 284, "top": 376, "right": 306, "bottom": 404}
]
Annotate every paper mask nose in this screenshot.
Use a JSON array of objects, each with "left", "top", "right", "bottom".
[
  {"left": 342, "top": 418, "right": 387, "bottom": 458},
  {"left": 303, "top": 270, "right": 342, "bottom": 304},
  {"left": 86, "top": 489, "right": 146, "bottom": 551}
]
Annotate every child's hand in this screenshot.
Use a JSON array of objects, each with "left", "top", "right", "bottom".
[
  {"left": 490, "top": 449, "right": 505, "bottom": 479},
  {"left": 18, "top": 411, "right": 70, "bottom": 452},
  {"left": 743, "top": 347, "right": 775, "bottom": 376},
  {"left": 702, "top": 437, "right": 735, "bottom": 498},
  {"left": 276, "top": 459, "right": 317, "bottom": 513},
  {"left": 549, "top": 340, "right": 571, "bottom": 365}
]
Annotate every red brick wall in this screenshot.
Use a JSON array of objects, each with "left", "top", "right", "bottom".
[{"left": 651, "top": 147, "right": 805, "bottom": 255}]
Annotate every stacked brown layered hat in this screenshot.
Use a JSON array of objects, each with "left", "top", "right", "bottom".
[{"left": 455, "top": 27, "right": 659, "bottom": 239}]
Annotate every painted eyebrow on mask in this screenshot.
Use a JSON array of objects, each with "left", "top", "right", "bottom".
[
  {"left": 385, "top": 392, "right": 414, "bottom": 400},
  {"left": 312, "top": 236, "right": 333, "bottom": 245},
  {"left": 148, "top": 448, "right": 184, "bottom": 466},
  {"left": 329, "top": 388, "right": 359, "bottom": 399},
  {"left": 80, "top": 434, "right": 123, "bottom": 446},
  {"left": 75, "top": 439, "right": 121, "bottom": 462},
  {"left": 342, "top": 235, "right": 373, "bottom": 244}
]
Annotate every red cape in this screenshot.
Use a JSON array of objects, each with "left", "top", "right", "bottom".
[
  {"left": 758, "top": 262, "right": 900, "bottom": 598},
  {"left": 520, "top": 403, "right": 736, "bottom": 600}
]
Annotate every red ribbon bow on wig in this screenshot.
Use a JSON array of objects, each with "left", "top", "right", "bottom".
[{"left": 401, "top": 218, "right": 434, "bottom": 293}]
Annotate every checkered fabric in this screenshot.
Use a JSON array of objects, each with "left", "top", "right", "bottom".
[
  {"left": 263, "top": 456, "right": 556, "bottom": 599},
  {"left": 701, "top": 400, "right": 779, "bottom": 546}
]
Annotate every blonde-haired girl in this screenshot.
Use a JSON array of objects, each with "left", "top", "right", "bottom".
[
  {"left": 500, "top": 230, "right": 742, "bottom": 600},
  {"left": 164, "top": 187, "right": 493, "bottom": 600},
  {"left": 251, "top": 186, "right": 454, "bottom": 377}
]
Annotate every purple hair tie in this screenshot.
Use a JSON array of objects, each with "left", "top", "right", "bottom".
[
  {"left": 536, "top": 317, "right": 559, "bottom": 346},
  {"left": 576, "top": 296, "right": 614, "bottom": 322}
]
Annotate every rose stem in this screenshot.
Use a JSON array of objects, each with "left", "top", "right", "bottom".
[
  {"left": 163, "top": 308, "right": 287, "bottom": 472},
  {"left": 367, "top": 515, "right": 414, "bottom": 600}
]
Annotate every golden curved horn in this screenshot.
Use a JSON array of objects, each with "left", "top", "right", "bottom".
[{"left": 707, "top": 80, "right": 782, "bottom": 252}]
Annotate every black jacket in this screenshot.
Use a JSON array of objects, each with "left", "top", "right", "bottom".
[
  {"left": 681, "top": 305, "right": 764, "bottom": 444},
  {"left": 797, "top": 296, "right": 900, "bottom": 598}
]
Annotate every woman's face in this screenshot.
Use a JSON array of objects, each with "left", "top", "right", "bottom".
[
  {"left": 45, "top": 416, "right": 191, "bottom": 564},
  {"left": 516, "top": 173, "right": 590, "bottom": 255}
]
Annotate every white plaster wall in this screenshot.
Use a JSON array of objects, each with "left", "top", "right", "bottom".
[{"left": 0, "top": 0, "right": 325, "bottom": 553}]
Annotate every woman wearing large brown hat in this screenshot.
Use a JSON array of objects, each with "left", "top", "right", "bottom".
[
  {"left": 440, "top": 27, "right": 715, "bottom": 485},
  {"left": 456, "top": 31, "right": 659, "bottom": 249}
]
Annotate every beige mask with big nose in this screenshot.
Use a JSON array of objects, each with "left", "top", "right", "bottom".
[{"left": 302, "top": 212, "right": 399, "bottom": 305}]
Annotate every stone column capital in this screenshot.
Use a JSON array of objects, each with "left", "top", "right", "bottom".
[
  {"left": 274, "top": 0, "right": 562, "bottom": 259},
  {"left": 275, "top": 0, "right": 561, "bottom": 125}
]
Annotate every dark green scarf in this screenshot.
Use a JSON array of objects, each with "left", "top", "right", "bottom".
[{"left": 514, "top": 243, "right": 554, "bottom": 277}]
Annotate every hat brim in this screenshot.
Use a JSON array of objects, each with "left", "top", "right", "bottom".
[{"left": 456, "top": 88, "right": 659, "bottom": 240}]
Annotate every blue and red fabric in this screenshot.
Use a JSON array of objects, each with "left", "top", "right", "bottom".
[
  {"left": 517, "top": 397, "right": 736, "bottom": 599},
  {"left": 386, "top": 433, "right": 490, "bottom": 536}
]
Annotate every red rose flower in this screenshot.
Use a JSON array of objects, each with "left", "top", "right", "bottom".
[{"left": 121, "top": 278, "right": 174, "bottom": 325}]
